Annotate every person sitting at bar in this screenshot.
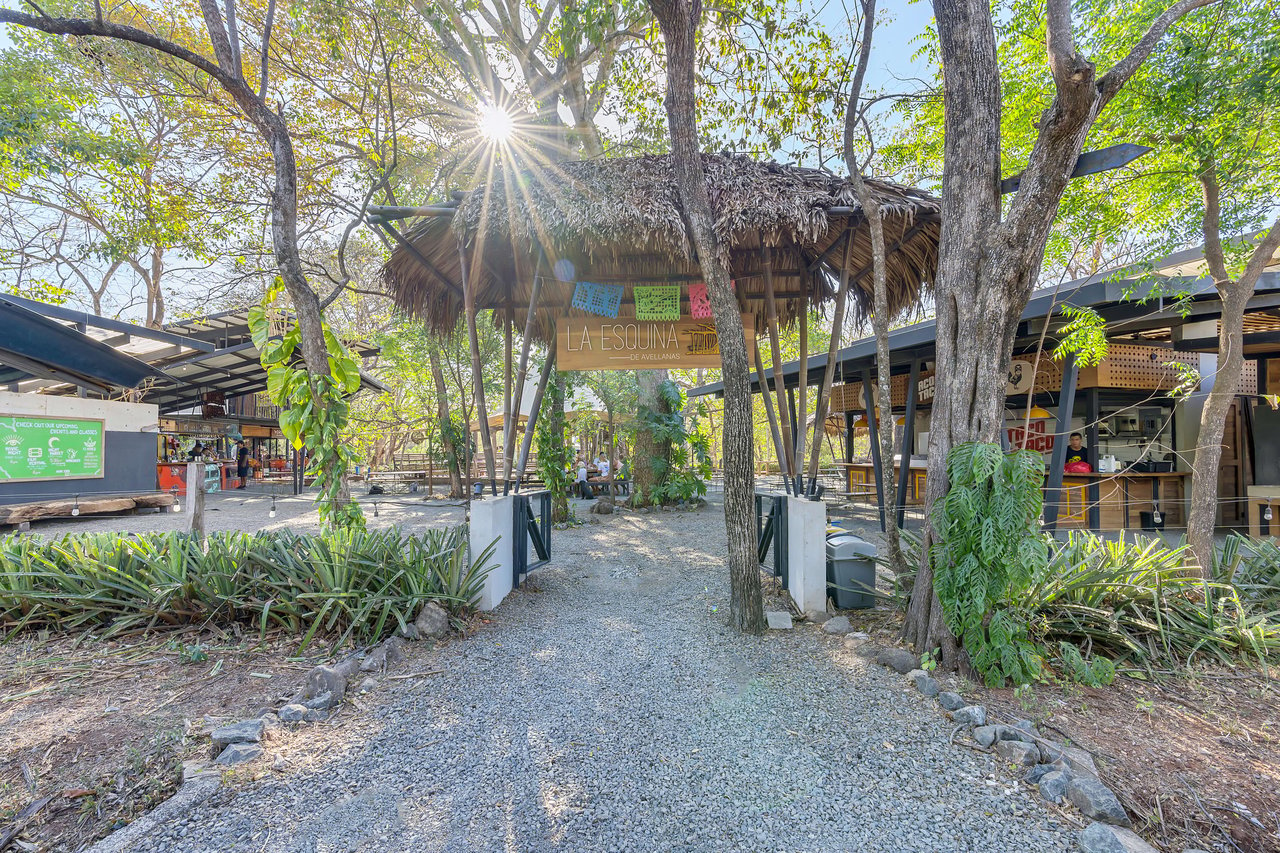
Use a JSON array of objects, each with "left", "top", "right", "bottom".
[
  {"left": 187, "top": 441, "right": 205, "bottom": 461},
  {"left": 1063, "top": 432, "right": 1092, "bottom": 472}
]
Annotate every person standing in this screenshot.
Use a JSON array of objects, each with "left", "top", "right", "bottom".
[
  {"left": 576, "top": 456, "right": 591, "bottom": 500},
  {"left": 235, "top": 439, "right": 250, "bottom": 489}
]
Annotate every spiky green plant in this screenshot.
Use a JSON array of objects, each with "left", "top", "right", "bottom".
[{"left": 0, "top": 526, "right": 493, "bottom": 651}]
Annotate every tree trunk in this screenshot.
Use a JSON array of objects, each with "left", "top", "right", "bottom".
[
  {"left": 428, "top": 343, "right": 465, "bottom": 498},
  {"left": 650, "top": 0, "right": 764, "bottom": 634},
  {"left": 632, "top": 368, "right": 672, "bottom": 505}
]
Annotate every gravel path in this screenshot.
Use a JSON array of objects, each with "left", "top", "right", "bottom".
[{"left": 131, "top": 499, "right": 1074, "bottom": 852}]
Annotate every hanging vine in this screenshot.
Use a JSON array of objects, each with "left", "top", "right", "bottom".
[{"left": 249, "top": 280, "right": 364, "bottom": 532}]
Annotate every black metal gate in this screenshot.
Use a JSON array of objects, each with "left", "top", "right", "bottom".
[
  {"left": 755, "top": 493, "right": 788, "bottom": 586},
  {"left": 511, "top": 490, "right": 551, "bottom": 588}
]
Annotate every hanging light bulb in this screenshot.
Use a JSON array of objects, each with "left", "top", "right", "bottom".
[
  {"left": 1152, "top": 509, "right": 1162, "bottom": 526},
  {"left": 71, "top": 495, "right": 80, "bottom": 517},
  {"left": 269, "top": 496, "right": 277, "bottom": 519},
  {"left": 1265, "top": 502, "right": 1274, "bottom": 523}
]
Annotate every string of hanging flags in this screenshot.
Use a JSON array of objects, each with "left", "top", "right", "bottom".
[{"left": 554, "top": 278, "right": 736, "bottom": 321}]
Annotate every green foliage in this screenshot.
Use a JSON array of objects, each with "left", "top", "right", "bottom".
[
  {"left": 1016, "top": 531, "right": 1280, "bottom": 674},
  {"left": 0, "top": 526, "right": 492, "bottom": 651},
  {"left": 634, "top": 380, "right": 712, "bottom": 505},
  {"left": 249, "top": 281, "right": 363, "bottom": 531},
  {"left": 1218, "top": 533, "right": 1280, "bottom": 612},
  {"left": 536, "top": 371, "right": 574, "bottom": 521},
  {"left": 1052, "top": 304, "right": 1109, "bottom": 368},
  {"left": 931, "top": 442, "right": 1049, "bottom": 686}
]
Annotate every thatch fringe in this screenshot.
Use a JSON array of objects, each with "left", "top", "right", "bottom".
[{"left": 382, "top": 153, "right": 939, "bottom": 343}]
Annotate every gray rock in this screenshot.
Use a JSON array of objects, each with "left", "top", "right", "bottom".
[
  {"left": 1024, "top": 763, "right": 1056, "bottom": 784},
  {"left": 1078, "top": 822, "right": 1158, "bottom": 853},
  {"left": 804, "top": 609, "right": 831, "bottom": 625},
  {"left": 302, "top": 708, "right": 327, "bottom": 722},
  {"left": 359, "top": 637, "right": 407, "bottom": 672},
  {"left": 972, "top": 725, "right": 999, "bottom": 748},
  {"left": 398, "top": 623, "right": 420, "bottom": 641},
  {"left": 874, "top": 647, "right": 919, "bottom": 674},
  {"left": 1067, "top": 777, "right": 1131, "bottom": 827},
  {"left": 304, "top": 665, "right": 349, "bottom": 702},
  {"left": 994, "top": 739, "right": 1039, "bottom": 766},
  {"left": 589, "top": 499, "right": 614, "bottom": 514},
  {"left": 277, "top": 704, "right": 308, "bottom": 723},
  {"left": 949, "top": 705, "right": 986, "bottom": 726},
  {"left": 303, "top": 691, "right": 336, "bottom": 710},
  {"left": 414, "top": 601, "right": 451, "bottom": 638},
  {"left": 765, "top": 611, "right": 793, "bottom": 630},
  {"left": 358, "top": 677, "right": 378, "bottom": 694},
  {"left": 1012, "top": 718, "right": 1036, "bottom": 735},
  {"left": 214, "top": 743, "right": 262, "bottom": 765},
  {"left": 210, "top": 719, "right": 264, "bottom": 756},
  {"left": 821, "top": 616, "right": 852, "bottom": 635},
  {"left": 937, "top": 691, "right": 966, "bottom": 711},
  {"left": 906, "top": 669, "right": 940, "bottom": 697},
  {"left": 1038, "top": 770, "right": 1073, "bottom": 804},
  {"left": 1041, "top": 742, "right": 1099, "bottom": 778}
]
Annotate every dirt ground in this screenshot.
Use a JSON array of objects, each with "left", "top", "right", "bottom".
[{"left": 982, "top": 669, "right": 1280, "bottom": 853}]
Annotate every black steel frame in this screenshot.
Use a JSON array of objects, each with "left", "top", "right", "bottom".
[
  {"left": 755, "top": 493, "right": 789, "bottom": 586},
  {"left": 512, "top": 490, "right": 552, "bottom": 587}
]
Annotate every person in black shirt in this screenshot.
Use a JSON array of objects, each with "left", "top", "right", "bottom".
[
  {"left": 1063, "top": 432, "right": 1089, "bottom": 467},
  {"left": 235, "top": 439, "right": 250, "bottom": 489},
  {"left": 187, "top": 441, "right": 205, "bottom": 461}
]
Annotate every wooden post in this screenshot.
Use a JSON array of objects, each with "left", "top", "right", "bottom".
[
  {"left": 184, "top": 461, "right": 205, "bottom": 540},
  {"left": 458, "top": 237, "right": 498, "bottom": 493},
  {"left": 1086, "top": 388, "right": 1101, "bottom": 530},
  {"left": 806, "top": 231, "right": 856, "bottom": 490},
  {"left": 514, "top": 340, "right": 557, "bottom": 487},
  {"left": 503, "top": 309, "right": 513, "bottom": 482},
  {"left": 793, "top": 308, "right": 809, "bottom": 494},
  {"left": 753, "top": 338, "right": 790, "bottom": 492},
  {"left": 503, "top": 275, "right": 544, "bottom": 491},
  {"left": 761, "top": 248, "right": 794, "bottom": 480}
]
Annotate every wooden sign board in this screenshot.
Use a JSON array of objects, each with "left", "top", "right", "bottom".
[{"left": 557, "top": 315, "right": 756, "bottom": 370}]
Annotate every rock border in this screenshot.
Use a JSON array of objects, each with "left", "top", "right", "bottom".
[
  {"left": 857, "top": 644, "right": 1163, "bottom": 853},
  {"left": 83, "top": 600, "right": 455, "bottom": 852}
]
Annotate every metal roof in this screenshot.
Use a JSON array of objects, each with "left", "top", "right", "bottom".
[
  {"left": 0, "top": 296, "right": 172, "bottom": 392},
  {"left": 689, "top": 268, "right": 1280, "bottom": 398}
]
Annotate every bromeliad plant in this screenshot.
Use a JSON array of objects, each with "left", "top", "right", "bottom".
[
  {"left": 0, "top": 526, "right": 494, "bottom": 650},
  {"left": 248, "top": 280, "right": 363, "bottom": 531}
]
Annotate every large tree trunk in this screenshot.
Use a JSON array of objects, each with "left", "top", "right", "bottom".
[
  {"left": 632, "top": 368, "right": 672, "bottom": 505},
  {"left": 650, "top": 0, "right": 764, "bottom": 634}
]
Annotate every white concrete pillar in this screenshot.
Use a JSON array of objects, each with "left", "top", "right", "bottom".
[
  {"left": 785, "top": 494, "right": 828, "bottom": 613},
  {"left": 470, "top": 495, "right": 515, "bottom": 611}
]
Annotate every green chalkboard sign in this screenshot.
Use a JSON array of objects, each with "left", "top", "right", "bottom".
[{"left": 0, "top": 415, "right": 105, "bottom": 482}]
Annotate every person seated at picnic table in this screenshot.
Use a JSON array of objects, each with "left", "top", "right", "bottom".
[
  {"left": 615, "top": 456, "right": 629, "bottom": 495},
  {"left": 576, "top": 456, "right": 592, "bottom": 499}
]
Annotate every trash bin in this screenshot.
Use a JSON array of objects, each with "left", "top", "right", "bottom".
[{"left": 826, "top": 534, "right": 878, "bottom": 609}]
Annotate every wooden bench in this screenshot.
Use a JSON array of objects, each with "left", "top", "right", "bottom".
[{"left": 0, "top": 492, "right": 177, "bottom": 529}]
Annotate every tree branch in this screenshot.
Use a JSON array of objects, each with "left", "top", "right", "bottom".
[
  {"left": 1198, "top": 159, "right": 1229, "bottom": 284},
  {"left": 258, "top": 0, "right": 275, "bottom": 100}
]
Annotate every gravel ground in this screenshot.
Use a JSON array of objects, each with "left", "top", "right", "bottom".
[
  {"left": 29, "top": 490, "right": 466, "bottom": 537},
  {"left": 128, "top": 498, "right": 1075, "bottom": 852}
]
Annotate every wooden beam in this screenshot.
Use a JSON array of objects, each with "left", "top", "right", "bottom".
[
  {"left": 459, "top": 237, "right": 498, "bottom": 494},
  {"left": 514, "top": 339, "right": 556, "bottom": 488},
  {"left": 754, "top": 337, "right": 790, "bottom": 492},
  {"left": 762, "top": 247, "right": 794, "bottom": 481},
  {"left": 806, "top": 232, "right": 856, "bottom": 490},
  {"left": 793, "top": 307, "right": 809, "bottom": 494}
]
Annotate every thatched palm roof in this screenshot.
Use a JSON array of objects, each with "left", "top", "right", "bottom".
[{"left": 382, "top": 153, "right": 940, "bottom": 342}]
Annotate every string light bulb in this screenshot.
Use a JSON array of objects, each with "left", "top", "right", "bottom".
[
  {"left": 1265, "top": 502, "right": 1273, "bottom": 523},
  {"left": 71, "top": 495, "right": 80, "bottom": 517},
  {"left": 171, "top": 485, "right": 180, "bottom": 513},
  {"left": 269, "top": 496, "right": 277, "bottom": 519},
  {"left": 1152, "top": 510, "right": 1162, "bottom": 526}
]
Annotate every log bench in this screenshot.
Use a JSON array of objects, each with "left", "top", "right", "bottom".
[{"left": 0, "top": 492, "right": 177, "bottom": 529}]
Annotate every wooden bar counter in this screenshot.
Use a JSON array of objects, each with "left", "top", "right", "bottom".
[{"left": 838, "top": 461, "right": 1188, "bottom": 531}]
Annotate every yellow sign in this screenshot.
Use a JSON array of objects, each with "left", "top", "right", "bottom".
[{"left": 557, "top": 316, "right": 756, "bottom": 370}]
